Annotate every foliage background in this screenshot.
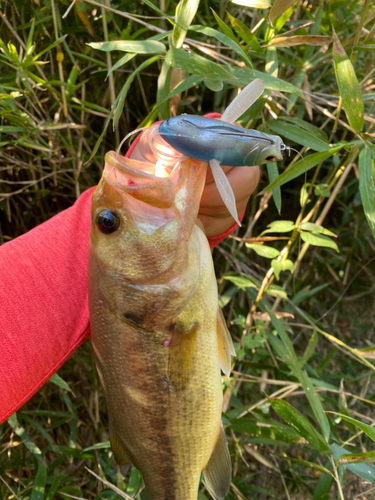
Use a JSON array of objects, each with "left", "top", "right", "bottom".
[{"left": 0, "top": 0, "right": 375, "bottom": 499}]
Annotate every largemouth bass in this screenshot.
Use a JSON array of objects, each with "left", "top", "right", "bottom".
[{"left": 88, "top": 126, "right": 235, "bottom": 500}]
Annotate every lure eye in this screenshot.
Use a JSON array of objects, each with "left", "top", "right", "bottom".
[{"left": 97, "top": 209, "right": 120, "bottom": 234}]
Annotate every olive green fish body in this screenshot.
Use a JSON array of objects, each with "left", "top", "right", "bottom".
[{"left": 89, "top": 137, "right": 233, "bottom": 500}]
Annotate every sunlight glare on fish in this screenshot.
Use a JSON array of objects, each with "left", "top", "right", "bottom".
[{"left": 155, "top": 160, "right": 169, "bottom": 178}]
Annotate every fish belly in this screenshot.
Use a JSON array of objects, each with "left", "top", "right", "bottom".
[{"left": 89, "top": 226, "right": 223, "bottom": 500}]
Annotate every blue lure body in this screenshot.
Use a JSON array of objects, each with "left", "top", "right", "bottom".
[{"left": 159, "top": 115, "right": 286, "bottom": 167}]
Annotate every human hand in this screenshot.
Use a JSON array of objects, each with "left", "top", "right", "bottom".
[{"left": 130, "top": 128, "right": 260, "bottom": 238}]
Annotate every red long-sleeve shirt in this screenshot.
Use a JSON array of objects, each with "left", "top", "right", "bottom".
[{"left": 0, "top": 115, "right": 243, "bottom": 423}]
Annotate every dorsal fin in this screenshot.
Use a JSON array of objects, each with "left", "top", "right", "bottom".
[
  {"left": 216, "top": 308, "right": 236, "bottom": 377},
  {"left": 203, "top": 424, "right": 232, "bottom": 500}
]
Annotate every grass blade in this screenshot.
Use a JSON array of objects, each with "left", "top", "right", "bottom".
[
  {"left": 30, "top": 462, "right": 47, "bottom": 500},
  {"left": 266, "top": 120, "right": 330, "bottom": 152},
  {"left": 267, "top": 162, "right": 282, "bottom": 212},
  {"left": 358, "top": 147, "right": 375, "bottom": 240},
  {"left": 263, "top": 146, "right": 343, "bottom": 191},
  {"left": 332, "top": 27, "right": 364, "bottom": 132},
  {"left": 172, "top": 0, "right": 200, "bottom": 49}
]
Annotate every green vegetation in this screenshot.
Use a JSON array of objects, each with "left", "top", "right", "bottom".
[{"left": 1, "top": 0, "right": 375, "bottom": 498}]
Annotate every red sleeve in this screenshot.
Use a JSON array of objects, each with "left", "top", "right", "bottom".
[{"left": 0, "top": 114, "right": 242, "bottom": 423}]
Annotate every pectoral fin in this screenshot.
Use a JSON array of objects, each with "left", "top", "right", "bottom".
[
  {"left": 217, "top": 309, "right": 236, "bottom": 377},
  {"left": 109, "top": 423, "right": 131, "bottom": 466},
  {"left": 203, "top": 424, "right": 232, "bottom": 500}
]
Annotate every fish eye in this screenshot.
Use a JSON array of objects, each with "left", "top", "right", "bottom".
[
  {"left": 96, "top": 209, "right": 120, "bottom": 234},
  {"left": 266, "top": 156, "right": 276, "bottom": 162}
]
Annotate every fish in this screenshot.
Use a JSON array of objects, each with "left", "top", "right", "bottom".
[{"left": 88, "top": 126, "right": 235, "bottom": 500}]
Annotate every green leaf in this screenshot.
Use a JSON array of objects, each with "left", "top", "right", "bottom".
[
  {"left": 113, "top": 56, "right": 161, "bottom": 128},
  {"left": 228, "top": 66, "right": 304, "bottom": 96},
  {"left": 269, "top": 0, "right": 297, "bottom": 27},
  {"left": 204, "top": 78, "right": 224, "bottom": 91},
  {"left": 224, "top": 275, "right": 257, "bottom": 289},
  {"left": 262, "top": 220, "right": 295, "bottom": 233},
  {"left": 231, "top": 416, "right": 302, "bottom": 443},
  {"left": 299, "top": 222, "right": 336, "bottom": 237},
  {"left": 358, "top": 148, "right": 375, "bottom": 240},
  {"left": 267, "top": 120, "right": 330, "bottom": 152},
  {"left": 190, "top": 24, "right": 253, "bottom": 67},
  {"left": 330, "top": 444, "right": 375, "bottom": 484},
  {"left": 157, "top": 61, "right": 173, "bottom": 120},
  {"left": 279, "top": 116, "right": 328, "bottom": 142},
  {"left": 231, "top": 0, "right": 272, "bottom": 8},
  {"left": 267, "top": 310, "right": 331, "bottom": 440},
  {"left": 328, "top": 412, "right": 375, "bottom": 442},
  {"left": 267, "top": 162, "right": 282, "bottom": 212},
  {"left": 83, "top": 441, "right": 111, "bottom": 452},
  {"left": 107, "top": 52, "right": 136, "bottom": 77},
  {"left": 165, "top": 46, "right": 233, "bottom": 80},
  {"left": 268, "top": 398, "right": 331, "bottom": 453},
  {"left": 246, "top": 243, "right": 280, "bottom": 258},
  {"left": 300, "top": 231, "right": 339, "bottom": 252},
  {"left": 271, "top": 259, "right": 294, "bottom": 279},
  {"left": 313, "top": 466, "right": 334, "bottom": 500},
  {"left": 226, "top": 13, "right": 261, "bottom": 52},
  {"left": 263, "top": 146, "right": 343, "bottom": 191},
  {"left": 332, "top": 28, "right": 364, "bottom": 132},
  {"left": 335, "top": 449, "right": 375, "bottom": 466},
  {"left": 211, "top": 10, "right": 238, "bottom": 43},
  {"left": 49, "top": 373, "right": 72, "bottom": 392},
  {"left": 7, "top": 414, "right": 43, "bottom": 461},
  {"left": 88, "top": 40, "right": 166, "bottom": 55},
  {"left": 172, "top": 0, "right": 200, "bottom": 48},
  {"left": 265, "top": 46, "right": 278, "bottom": 78},
  {"left": 30, "top": 462, "right": 47, "bottom": 500}
]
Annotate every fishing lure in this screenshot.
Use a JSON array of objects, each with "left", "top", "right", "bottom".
[{"left": 159, "top": 79, "right": 289, "bottom": 225}]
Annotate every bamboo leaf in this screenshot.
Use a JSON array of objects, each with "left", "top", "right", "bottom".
[
  {"left": 300, "top": 231, "right": 339, "bottom": 252},
  {"left": 263, "top": 146, "right": 343, "bottom": 191},
  {"left": 231, "top": 0, "right": 272, "bottom": 8},
  {"left": 267, "top": 310, "right": 331, "bottom": 440},
  {"left": 279, "top": 116, "right": 328, "bottom": 141},
  {"left": 358, "top": 147, "right": 375, "bottom": 240},
  {"left": 328, "top": 412, "right": 375, "bottom": 442},
  {"left": 268, "top": 398, "right": 331, "bottom": 453},
  {"left": 88, "top": 40, "right": 166, "bottom": 55},
  {"left": 269, "top": 35, "right": 332, "bottom": 47},
  {"left": 189, "top": 25, "right": 253, "bottom": 67},
  {"left": 165, "top": 46, "right": 233, "bottom": 80},
  {"left": 172, "top": 0, "right": 200, "bottom": 48},
  {"left": 266, "top": 120, "right": 330, "bottom": 152},
  {"left": 262, "top": 220, "right": 295, "bottom": 233},
  {"left": 267, "top": 162, "right": 282, "bottom": 212},
  {"left": 246, "top": 243, "right": 280, "bottom": 258},
  {"left": 299, "top": 222, "right": 336, "bottom": 237},
  {"left": 229, "top": 66, "right": 304, "bottom": 95},
  {"left": 332, "top": 28, "right": 364, "bottom": 132},
  {"left": 157, "top": 61, "right": 173, "bottom": 120},
  {"left": 269, "top": 0, "right": 297, "bottom": 26},
  {"left": 30, "top": 462, "right": 47, "bottom": 500},
  {"left": 113, "top": 56, "right": 161, "bottom": 128},
  {"left": 49, "top": 373, "right": 72, "bottom": 392},
  {"left": 330, "top": 444, "right": 375, "bottom": 484},
  {"left": 336, "top": 450, "right": 375, "bottom": 466},
  {"left": 226, "top": 13, "right": 261, "bottom": 53},
  {"left": 271, "top": 259, "right": 294, "bottom": 279}
]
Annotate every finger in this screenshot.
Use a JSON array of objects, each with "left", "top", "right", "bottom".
[{"left": 200, "top": 165, "right": 260, "bottom": 211}]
